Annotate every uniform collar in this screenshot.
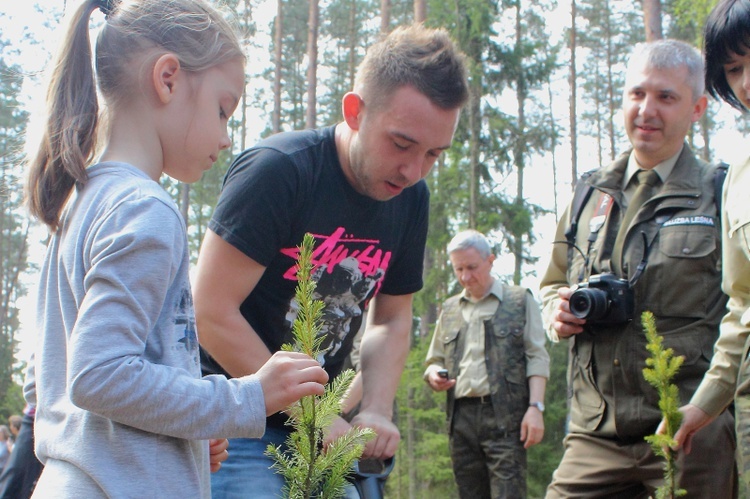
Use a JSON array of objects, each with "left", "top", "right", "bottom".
[
  {"left": 460, "top": 278, "right": 503, "bottom": 304},
  {"left": 589, "top": 142, "right": 705, "bottom": 199},
  {"left": 623, "top": 145, "right": 682, "bottom": 189}
]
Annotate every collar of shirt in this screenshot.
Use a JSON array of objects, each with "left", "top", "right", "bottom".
[
  {"left": 623, "top": 146, "right": 681, "bottom": 197},
  {"left": 459, "top": 278, "right": 504, "bottom": 305}
]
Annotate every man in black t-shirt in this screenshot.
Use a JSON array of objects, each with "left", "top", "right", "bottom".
[{"left": 194, "top": 24, "right": 469, "bottom": 498}]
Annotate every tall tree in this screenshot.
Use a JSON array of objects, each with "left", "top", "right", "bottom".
[
  {"left": 318, "top": 0, "right": 378, "bottom": 125},
  {"left": 569, "top": 0, "right": 578, "bottom": 186},
  {"left": 643, "top": 0, "right": 663, "bottom": 41},
  {"left": 492, "top": 0, "right": 560, "bottom": 284},
  {"left": 665, "top": 0, "right": 720, "bottom": 161},
  {"left": 577, "top": 0, "right": 641, "bottom": 164},
  {"left": 0, "top": 49, "right": 30, "bottom": 406},
  {"left": 268, "top": 0, "right": 309, "bottom": 131},
  {"left": 273, "top": 0, "right": 284, "bottom": 133},
  {"left": 305, "top": 0, "right": 319, "bottom": 129},
  {"left": 381, "top": 0, "right": 391, "bottom": 33},
  {"left": 414, "top": 0, "right": 426, "bottom": 23}
]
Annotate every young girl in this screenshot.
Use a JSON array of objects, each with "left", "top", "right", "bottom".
[
  {"left": 670, "top": 0, "right": 750, "bottom": 491},
  {"left": 24, "top": 0, "right": 328, "bottom": 497}
]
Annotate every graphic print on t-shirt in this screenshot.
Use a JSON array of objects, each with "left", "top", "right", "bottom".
[{"left": 281, "top": 227, "right": 390, "bottom": 367}]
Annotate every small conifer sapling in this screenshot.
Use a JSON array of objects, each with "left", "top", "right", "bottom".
[
  {"left": 266, "top": 233, "right": 375, "bottom": 498},
  {"left": 642, "top": 310, "right": 686, "bottom": 499}
]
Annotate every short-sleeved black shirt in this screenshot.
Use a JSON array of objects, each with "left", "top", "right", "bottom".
[{"left": 201, "top": 126, "right": 429, "bottom": 386}]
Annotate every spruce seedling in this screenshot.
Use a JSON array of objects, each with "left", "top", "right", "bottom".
[
  {"left": 642, "top": 310, "right": 687, "bottom": 499},
  {"left": 266, "top": 233, "right": 375, "bottom": 498}
]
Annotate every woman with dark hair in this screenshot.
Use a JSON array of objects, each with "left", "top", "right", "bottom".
[{"left": 671, "top": 0, "right": 750, "bottom": 492}]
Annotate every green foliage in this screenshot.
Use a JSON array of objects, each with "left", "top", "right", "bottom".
[
  {"left": 666, "top": 0, "right": 718, "bottom": 45},
  {"left": 265, "top": 233, "right": 374, "bottom": 499},
  {"left": 527, "top": 341, "right": 568, "bottom": 498},
  {"left": 386, "top": 336, "right": 458, "bottom": 497},
  {"left": 0, "top": 48, "right": 30, "bottom": 409},
  {"left": 0, "top": 381, "right": 24, "bottom": 423},
  {"left": 642, "top": 311, "right": 687, "bottom": 499}
]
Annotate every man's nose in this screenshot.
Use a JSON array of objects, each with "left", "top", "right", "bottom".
[
  {"left": 638, "top": 95, "right": 657, "bottom": 117},
  {"left": 400, "top": 156, "right": 423, "bottom": 186}
]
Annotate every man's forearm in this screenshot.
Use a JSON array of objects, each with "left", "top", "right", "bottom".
[
  {"left": 198, "top": 313, "right": 273, "bottom": 378},
  {"left": 528, "top": 375, "right": 547, "bottom": 404},
  {"left": 358, "top": 323, "right": 410, "bottom": 417}
]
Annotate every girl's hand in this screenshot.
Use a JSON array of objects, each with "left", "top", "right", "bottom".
[
  {"left": 256, "top": 351, "right": 328, "bottom": 415},
  {"left": 209, "top": 438, "right": 229, "bottom": 472}
]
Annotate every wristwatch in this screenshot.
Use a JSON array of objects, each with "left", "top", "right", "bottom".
[{"left": 529, "top": 401, "right": 545, "bottom": 413}]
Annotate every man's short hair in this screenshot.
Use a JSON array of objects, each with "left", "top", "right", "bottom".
[
  {"left": 627, "top": 39, "right": 705, "bottom": 101},
  {"left": 8, "top": 415, "right": 21, "bottom": 433},
  {"left": 447, "top": 230, "right": 492, "bottom": 259},
  {"left": 704, "top": 0, "right": 750, "bottom": 111},
  {"left": 354, "top": 23, "right": 469, "bottom": 112}
]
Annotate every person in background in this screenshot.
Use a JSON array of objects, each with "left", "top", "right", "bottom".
[
  {"left": 424, "top": 230, "right": 549, "bottom": 499},
  {"left": 0, "top": 405, "right": 42, "bottom": 498},
  {"left": 6, "top": 417, "right": 20, "bottom": 453},
  {"left": 539, "top": 39, "right": 736, "bottom": 497},
  {"left": 669, "top": 0, "right": 750, "bottom": 493},
  {"left": 0, "top": 426, "right": 11, "bottom": 470},
  {"left": 193, "top": 23, "right": 469, "bottom": 498},
  {"left": 22, "top": 0, "right": 327, "bottom": 497}
]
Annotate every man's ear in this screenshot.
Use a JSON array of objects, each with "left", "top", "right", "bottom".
[
  {"left": 342, "top": 92, "right": 364, "bottom": 130},
  {"left": 692, "top": 94, "right": 708, "bottom": 122},
  {"left": 152, "top": 53, "right": 182, "bottom": 104}
]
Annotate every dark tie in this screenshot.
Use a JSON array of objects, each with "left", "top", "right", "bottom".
[{"left": 611, "top": 169, "right": 659, "bottom": 276}]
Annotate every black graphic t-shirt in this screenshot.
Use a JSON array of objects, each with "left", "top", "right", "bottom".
[{"left": 202, "top": 125, "right": 429, "bottom": 395}]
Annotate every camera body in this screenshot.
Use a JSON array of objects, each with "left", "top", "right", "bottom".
[{"left": 569, "top": 273, "right": 634, "bottom": 326}]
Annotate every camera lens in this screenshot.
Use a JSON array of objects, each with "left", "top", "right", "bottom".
[{"left": 569, "top": 288, "right": 610, "bottom": 321}]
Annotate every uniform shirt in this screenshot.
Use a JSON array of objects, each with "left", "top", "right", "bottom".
[
  {"left": 539, "top": 144, "right": 726, "bottom": 438},
  {"left": 691, "top": 157, "right": 750, "bottom": 416},
  {"left": 425, "top": 279, "right": 549, "bottom": 399}
]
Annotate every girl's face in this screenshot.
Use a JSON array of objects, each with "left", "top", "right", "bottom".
[
  {"left": 723, "top": 50, "right": 750, "bottom": 110},
  {"left": 163, "top": 59, "right": 245, "bottom": 183}
]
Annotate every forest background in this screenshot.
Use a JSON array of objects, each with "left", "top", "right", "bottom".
[{"left": 1, "top": 0, "right": 749, "bottom": 497}]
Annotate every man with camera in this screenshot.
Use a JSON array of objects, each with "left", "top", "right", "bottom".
[
  {"left": 424, "top": 230, "right": 549, "bottom": 499},
  {"left": 540, "top": 39, "right": 736, "bottom": 498}
]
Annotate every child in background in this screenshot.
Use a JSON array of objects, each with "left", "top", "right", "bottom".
[{"left": 23, "top": 0, "right": 328, "bottom": 497}]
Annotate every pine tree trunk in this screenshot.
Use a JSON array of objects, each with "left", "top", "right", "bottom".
[
  {"left": 414, "top": 0, "right": 426, "bottom": 23},
  {"left": 407, "top": 385, "right": 416, "bottom": 499},
  {"left": 513, "top": 2, "right": 526, "bottom": 285},
  {"left": 348, "top": 0, "right": 357, "bottom": 87},
  {"left": 381, "top": 0, "right": 391, "bottom": 34},
  {"left": 305, "top": 0, "right": 319, "bottom": 129},
  {"left": 569, "top": 0, "right": 577, "bottom": 187},
  {"left": 605, "top": 0, "right": 617, "bottom": 161},
  {"left": 273, "top": 0, "right": 283, "bottom": 133},
  {"left": 643, "top": 0, "right": 663, "bottom": 41}
]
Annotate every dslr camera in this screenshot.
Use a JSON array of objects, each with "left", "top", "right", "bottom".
[{"left": 569, "top": 273, "right": 634, "bottom": 325}]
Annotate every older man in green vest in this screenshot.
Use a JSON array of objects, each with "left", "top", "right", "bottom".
[{"left": 424, "top": 229, "right": 550, "bottom": 499}]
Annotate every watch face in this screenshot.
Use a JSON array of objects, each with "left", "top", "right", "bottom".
[{"left": 531, "top": 402, "right": 545, "bottom": 412}]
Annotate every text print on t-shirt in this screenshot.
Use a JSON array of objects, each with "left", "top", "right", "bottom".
[{"left": 280, "top": 227, "right": 391, "bottom": 366}]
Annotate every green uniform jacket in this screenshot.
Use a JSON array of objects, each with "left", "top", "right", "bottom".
[
  {"left": 540, "top": 144, "right": 727, "bottom": 440},
  {"left": 441, "top": 286, "right": 529, "bottom": 434}
]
